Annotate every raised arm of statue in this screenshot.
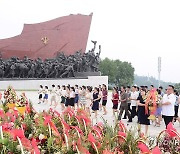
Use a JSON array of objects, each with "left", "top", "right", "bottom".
[{"left": 98, "top": 45, "right": 101, "bottom": 56}]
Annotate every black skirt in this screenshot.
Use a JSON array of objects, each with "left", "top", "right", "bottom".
[
  {"left": 69, "top": 98, "right": 75, "bottom": 107},
  {"left": 61, "top": 96, "right": 66, "bottom": 104},
  {"left": 92, "top": 101, "right": 99, "bottom": 111},
  {"left": 65, "top": 98, "right": 70, "bottom": 106},
  {"left": 102, "top": 100, "right": 107, "bottom": 106},
  {"left": 137, "top": 106, "right": 150, "bottom": 125},
  {"left": 39, "top": 94, "right": 42, "bottom": 99}
]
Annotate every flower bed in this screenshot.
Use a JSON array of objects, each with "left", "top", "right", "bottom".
[{"left": 0, "top": 87, "right": 179, "bottom": 154}]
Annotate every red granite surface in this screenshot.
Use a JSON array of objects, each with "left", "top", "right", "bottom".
[{"left": 0, "top": 13, "right": 92, "bottom": 60}]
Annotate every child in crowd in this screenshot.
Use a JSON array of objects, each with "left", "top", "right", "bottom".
[
  {"left": 50, "top": 84, "right": 57, "bottom": 107},
  {"left": 60, "top": 85, "right": 66, "bottom": 110},
  {"left": 43, "top": 86, "right": 49, "bottom": 104},
  {"left": 38, "top": 85, "right": 43, "bottom": 104}
]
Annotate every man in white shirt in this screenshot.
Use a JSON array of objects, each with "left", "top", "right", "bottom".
[
  {"left": 130, "top": 86, "right": 139, "bottom": 119},
  {"left": 162, "top": 85, "right": 176, "bottom": 128}
]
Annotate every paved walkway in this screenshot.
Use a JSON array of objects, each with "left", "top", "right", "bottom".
[{"left": 3, "top": 91, "right": 180, "bottom": 137}]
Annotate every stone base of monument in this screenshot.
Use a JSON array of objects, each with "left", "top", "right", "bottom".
[
  {"left": 0, "top": 76, "right": 108, "bottom": 90},
  {"left": 74, "top": 71, "right": 101, "bottom": 77}
]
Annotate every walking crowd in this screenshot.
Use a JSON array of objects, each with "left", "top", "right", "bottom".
[{"left": 37, "top": 84, "right": 180, "bottom": 135}]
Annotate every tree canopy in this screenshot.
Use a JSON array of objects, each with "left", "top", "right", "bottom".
[{"left": 99, "top": 58, "right": 134, "bottom": 87}]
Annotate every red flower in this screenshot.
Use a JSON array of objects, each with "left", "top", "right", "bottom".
[
  {"left": 92, "top": 126, "right": 102, "bottom": 140},
  {"left": 49, "top": 121, "right": 60, "bottom": 137},
  {"left": 77, "top": 115, "right": 91, "bottom": 126},
  {"left": 71, "top": 126, "right": 83, "bottom": 136},
  {"left": 44, "top": 115, "right": 52, "bottom": 125},
  {"left": 31, "top": 138, "right": 40, "bottom": 154},
  {"left": 119, "top": 121, "right": 126, "bottom": 132},
  {"left": 97, "top": 142, "right": 101, "bottom": 148},
  {"left": 21, "top": 138, "right": 32, "bottom": 151},
  {"left": 103, "top": 149, "right": 114, "bottom": 154},
  {"left": 118, "top": 131, "right": 126, "bottom": 138},
  {"left": 26, "top": 105, "right": 31, "bottom": 113},
  {"left": 61, "top": 119, "right": 70, "bottom": 131},
  {"left": 138, "top": 143, "right": 150, "bottom": 153},
  {"left": 88, "top": 133, "right": 96, "bottom": 143},
  {"left": 22, "top": 123, "right": 27, "bottom": 130},
  {"left": 151, "top": 146, "right": 161, "bottom": 154},
  {"left": 1, "top": 122, "right": 13, "bottom": 131},
  {"left": 77, "top": 138, "right": 90, "bottom": 154},
  {"left": 138, "top": 143, "right": 161, "bottom": 154},
  {"left": 54, "top": 110, "right": 61, "bottom": 116},
  {"left": 166, "top": 122, "right": 179, "bottom": 138},
  {"left": 63, "top": 107, "right": 75, "bottom": 117},
  {"left": 0, "top": 109, "right": 4, "bottom": 118},
  {"left": 6, "top": 112, "right": 13, "bottom": 117},
  {"left": 10, "top": 129, "right": 25, "bottom": 140}
]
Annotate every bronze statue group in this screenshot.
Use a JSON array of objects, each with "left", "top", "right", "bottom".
[{"left": 0, "top": 41, "right": 101, "bottom": 78}]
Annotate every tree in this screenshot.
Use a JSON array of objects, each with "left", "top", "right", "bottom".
[
  {"left": 99, "top": 58, "right": 116, "bottom": 83},
  {"left": 174, "top": 83, "right": 180, "bottom": 93},
  {"left": 99, "top": 58, "right": 134, "bottom": 87}
]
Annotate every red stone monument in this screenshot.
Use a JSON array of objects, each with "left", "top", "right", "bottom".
[{"left": 0, "top": 13, "right": 92, "bottom": 60}]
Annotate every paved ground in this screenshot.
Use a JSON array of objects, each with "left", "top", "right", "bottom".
[{"left": 2, "top": 91, "right": 180, "bottom": 137}]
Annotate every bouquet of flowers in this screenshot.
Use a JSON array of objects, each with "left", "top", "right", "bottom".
[
  {"left": 144, "top": 89, "right": 158, "bottom": 120},
  {"left": 16, "top": 93, "right": 28, "bottom": 107},
  {"left": 4, "top": 86, "right": 17, "bottom": 109}
]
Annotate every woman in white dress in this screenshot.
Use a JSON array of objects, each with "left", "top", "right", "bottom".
[
  {"left": 85, "top": 86, "right": 93, "bottom": 116},
  {"left": 56, "top": 85, "right": 61, "bottom": 106},
  {"left": 79, "top": 86, "right": 87, "bottom": 109},
  {"left": 50, "top": 84, "right": 57, "bottom": 106}
]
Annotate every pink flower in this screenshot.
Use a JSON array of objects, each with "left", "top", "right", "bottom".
[
  {"left": 49, "top": 121, "right": 60, "bottom": 137},
  {"left": 21, "top": 138, "right": 32, "bottom": 151},
  {"left": 151, "top": 146, "right": 161, "bottom": 154},
  {"left": 118, "top": 131, "right": 126, "bottom": 138},
  {"left": 166, "top": 122, "right": 179, "bottom": 138},
  {"left": 119, "top": 121, "right": 126, "bottom": 132},
  {"left": 10, "top": 129, "right": 25, "bottom": 140},
  {"left": 92, "top": 126, "right": 102, "bottom": 139},
  {"left": 31, "top": 138, "right": 40, "bottom": 154},
  {"left": 44, "top": 115, "right": 52, "bottom": 125},
  {"left": 88, "top": 133, "right": 96, "bottom": 143},
  {"left": 138, "top": 143, "right": 161, "bottom": 154},
  {"left": 138, "top": 143, "right": 150, "bottom": 153},
  {"left": 103, "top": 149, "right": 114, "bottom": 154},
  {"left": 0, "top": 109, "right": 4, "bottom": 118},
  {"left": 71, "top": 126, "right": 83, "bottom": 135}
]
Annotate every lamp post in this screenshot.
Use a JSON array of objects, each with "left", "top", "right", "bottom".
[{"left": 158, "top": 57, "right": 161, "bottom": 87}]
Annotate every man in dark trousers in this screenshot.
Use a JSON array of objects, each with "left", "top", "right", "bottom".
[
  {"left": 118, "top": 86, "right": 132, "bottom": 122},
  {"left": 162, "top": 85, "right": 176, "bottom": 128},
  {"left": 123, "top": 86, "right": 131, "bottom": 119}
]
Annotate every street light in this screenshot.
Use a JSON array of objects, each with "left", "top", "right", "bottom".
[{"left": 158, "top": 57, "right": 161, "bottom": 87}]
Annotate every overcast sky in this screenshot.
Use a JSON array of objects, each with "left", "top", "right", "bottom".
[{"left": 0, "top": 0, "right": 180, "bottom": 83}]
